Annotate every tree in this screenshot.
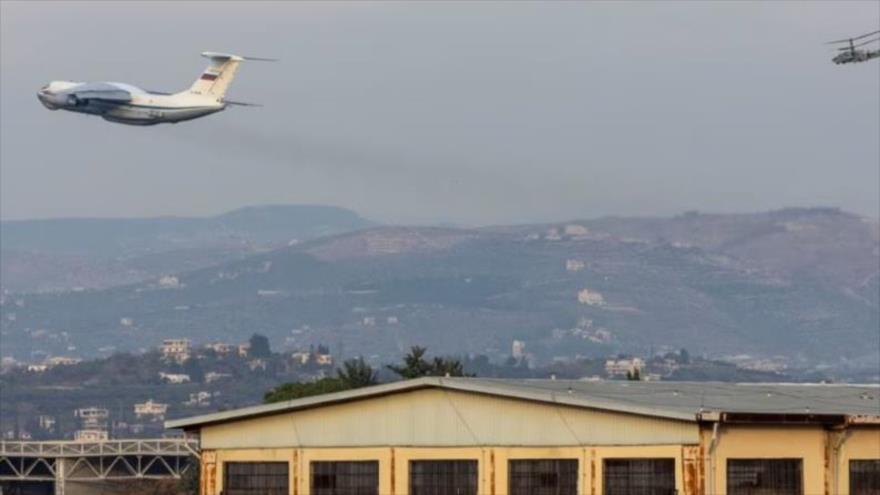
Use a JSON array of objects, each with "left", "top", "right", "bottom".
[
  {"left": 264, "top": 377, "right": 348, "bottom": 403},
  {"left": 249, "top": 333, "right": 271, "bottom": 358},
  {"left": 626, "top": 368, "right": 641, "bottom": 381},
  {"left": 265, "top": 346, "right": 474, "bottom": 404},
  {"left": 264, "top": 357, "right": 377, "bottom": 403},
  {"left": 386, "top": 346, "right": 433, "bottom": 379},
  {"left": 337, "top": 358, "right": 378, "bottom": 388},
  {"left": 431, "top": 357, "right": 466, "bottom": 377},
  {"left": 387, "top": 346, "right": 472, "bottom": 379}
]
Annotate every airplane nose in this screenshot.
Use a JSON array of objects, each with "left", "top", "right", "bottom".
[{"left": 37, "top": 90, "right": 61, "bottom": 110}]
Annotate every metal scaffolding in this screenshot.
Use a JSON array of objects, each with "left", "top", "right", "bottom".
[{"left": 0, "top": 438, "right": 199, "bottom": 494}]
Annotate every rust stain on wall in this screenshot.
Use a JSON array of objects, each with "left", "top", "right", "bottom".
[
  {"left": 201, "top": 450, "right": 216, "bottom": 495},
  {"left": 292, "top": 449, "right": 299, "bottom": 495},
  {"left": 698, "top": 444, "right": 706, "bottom": 494},
  {"left": 823, "top": 430, "right": 832, "bottom": 495},
  {"left": 390, "top": 447, "right": 396, "bottom": 495},
  {"left": 590, "top": 448, "right": 597, "bottom": 495},
  {"left": 682, "top": 445, "right": 703, "bottom": 495},
  {"left": 489, "top": 449, "right": 496, "bottom": 495}
]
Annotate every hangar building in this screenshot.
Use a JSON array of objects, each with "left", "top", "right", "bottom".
[{"left": 166, "top": 377, "right": 880, "bottom": 495}]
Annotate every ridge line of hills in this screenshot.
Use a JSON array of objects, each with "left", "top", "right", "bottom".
[{"left": 1, "top": 205, "right": 877, "bottom": 378}]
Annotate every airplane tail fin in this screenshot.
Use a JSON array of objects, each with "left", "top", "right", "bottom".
[{"left": 188, "top": 52, "right": 276, "bottom": 99}]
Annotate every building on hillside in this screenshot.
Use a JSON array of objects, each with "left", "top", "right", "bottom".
[
  {"left": 160, "top": 339, "right": 192, "bottom": 363},
  {"left": 511, "top": 340, "right": 526, "bottom": 360},
  {"left": 158, "top": 275, "right": 181, "bottom": 288},
  {"left": 74, "top": 407, "right": 109, "bottom": 430},
  {"left": 45, "top": 356, "right": 82, "bottom": 367},
  {"left": 237, "top": 343, "right": 250, "bottom": 358},
  {"left": 653, "top": 358, "right": 682, "bottom": 375},
  {"left": 38, "top": 415, "right": 56, "bottom": 431},
  {"left": 73, "top": 429, "right": 108, "bottom": 442},
  {"left": 605, "top": 357, "right": 644, "bottom": 377},
  {"left": 205, "top": 372, "right": 232, "bottom": 383},
  {"left": 111, "top": 419, "right": 129, "bottom": 435},
  {"left": 291, "top": 351, "right": 311, "bottom": 365},
  {"left": 166, "top": 377, "right": 880, "bottom": 495},
  {"left": 134, "top": 400, "right": 169, "bottom": 420},
  {"left": 314, "top": 353, "right": 333, "bottom": 366},
  {"left": 577, "top": 288, "right": 605, "bottom": 306},
  {"left": 564, "top": 224, "right": 590, "bottom": 236},
  {"left": 186, "top": 391, "right": 213, "bottom": 407},
  {"left": 248, "top": 359, "right": 268, "bottom": 371},
  {"left": 204, "top": 342, "right": 233, "bottom": 356},
  {"left": 566, "top": 259, "right": 586, "bottom": 272},
  {"left": 158, "top": 372, "right": 191, "bottom": 384}
]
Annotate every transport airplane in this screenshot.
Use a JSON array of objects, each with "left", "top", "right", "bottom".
[{"left": 37, "top": 52, "right": 273, "bottom": 125}]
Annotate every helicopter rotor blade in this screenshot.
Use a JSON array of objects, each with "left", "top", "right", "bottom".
[
  {"left": 852, "top": 37, "right": 880, "bottom": 48},
  {"left": 827, "top": 30, "right": 880, "bottom": 44},
  {"left": 852, "top": 30, "right": 880, "bottom": 40}
]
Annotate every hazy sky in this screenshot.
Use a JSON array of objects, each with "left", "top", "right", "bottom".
[{"left": 1, "top": 1, "right": 878, "bottom": 225}]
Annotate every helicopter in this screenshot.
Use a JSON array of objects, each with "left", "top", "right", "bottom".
[{"left": 827, "top": 30, "right": 879, "bottom": 65}]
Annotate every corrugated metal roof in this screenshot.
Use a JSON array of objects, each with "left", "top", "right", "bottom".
[{"left": 165, "top": 377, "right": 880, "bottom": 430}]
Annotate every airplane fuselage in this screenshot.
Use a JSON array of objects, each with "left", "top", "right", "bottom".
[{"left": 37, "top": 81, "right": 225, "bottom": 126}]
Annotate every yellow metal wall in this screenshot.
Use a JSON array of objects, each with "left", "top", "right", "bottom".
[
  {"left": 837, "top": 426, "right": 880, "bottom": 494},
  {"left": 205, "top": 445, "right": 693, "bottom": 495},
  {"left": 195, "top": 389, "right": 878, "bottom": 495},
  {"left": 200, "top": 389, "right": 699, "bottom": 449},
  {"left": 704, "top": 424, "right": 880, "bottom": 495}
]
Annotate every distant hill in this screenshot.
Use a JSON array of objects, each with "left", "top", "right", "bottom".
[
  {"left": 2, "top": 208, "right": 876, "bottom": 376},
  {"left": 577, "top": 207, "right": 879, "bottom": 294},
  {"left": 0, "top": 205, "right": 374, "bottom": 292}
]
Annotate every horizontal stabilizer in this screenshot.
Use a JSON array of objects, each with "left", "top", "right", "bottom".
[
  {"left": 201, "top": 52, "right": 279, "bottom": 62},
  {"left": 224, "top": 100, "right": 263, "bottom": 107}
]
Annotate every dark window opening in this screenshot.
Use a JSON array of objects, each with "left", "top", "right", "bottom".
[
  {"left": 410, "top": 460, "right": 478, "bottom": 495},
  {"left": 509, "top": 458, "right": 578, "bottom": 495},
  {"left": 851, "top": 460, "right": 880, "bottom": 495},
  {"left": 311, "top": 461, "right": 379, "bottom": 495},
  {"left": 223, "top": 461, "right": 288, "bottom": 495},
  {"left": 604, "top": 458, "right": 676, "bottom": 495},
  {"left": 727, "top": 459, "right": 802, "bottom": 495}
]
